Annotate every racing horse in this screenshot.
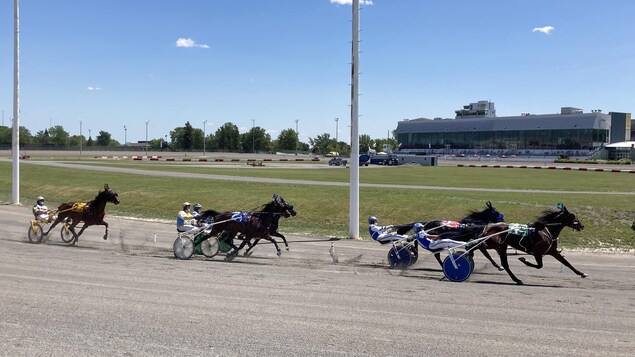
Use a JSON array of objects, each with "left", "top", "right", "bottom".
[
  {"left": 395, "top": 202, "right": 505, "bottom": 270},
  {"left": 478, "top": 204, "right": 586, "bottom": 285},
  {"left": 198, "top": 195, "right": 296, "bottom": 259},
  {"left": 44, "top": 184, "right": 120, "bottom": 245}
]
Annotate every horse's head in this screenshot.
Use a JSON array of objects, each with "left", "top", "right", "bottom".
[
  {"left": 98, "top": 184, "right": 120, "bottom": 205},
  {"left": 538, "top": 204, "right": 584, "bottom": 231},
  {"left": 463, "top": 201, "right": 504, "bottom": 224},
  {"left": 264, "top": 194, "right": 297, "bottom": 218}
]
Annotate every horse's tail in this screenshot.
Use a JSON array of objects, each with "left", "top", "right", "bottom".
[{"left": 200, "top": 209, "right": 222, "bottom": 219}]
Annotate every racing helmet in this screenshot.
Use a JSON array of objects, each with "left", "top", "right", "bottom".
[
  {"left": 413, "top": 222, "right": 424, "bottom": 232},
  {"left": 193, "top": 203, "right": 202, "bottom": 212},
  {"left": 182, "top": 202, "right": 191, "bottom": 209},
  {"left": 36, "top": 196, "right": 45, "bottom": 204},
  {"left": 368, "top": 216, "right": 377, "bottom": 224}
]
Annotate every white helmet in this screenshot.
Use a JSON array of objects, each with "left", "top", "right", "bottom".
[
  {"left": 36, "top": 196, "right": 44, "bottom": 201},
  {"left": 183, "top": 202, "right": 191, "bottom": 208}
]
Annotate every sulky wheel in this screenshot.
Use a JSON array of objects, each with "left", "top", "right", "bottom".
[
  {"left": 387, "top": 246, "right": 413, "bottom": 269},
  {"left": 173, "top": 236, "right": 195, "bottom": 260},
  {"left": 27, "top": 223, "right": 44, "bottom": 243},
  {"left": 442, "top": 252, "right": 474, "bottom": 282},
  {"left": 407, "top": 245, "right": 419, "bottom": 267},
  {"left": 60, "top": 224, "right": 73, "bottom": 243},
  {"left": 200, "top": 237, "right": 220, "bottom": 258}
]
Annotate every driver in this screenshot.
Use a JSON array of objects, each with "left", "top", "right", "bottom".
[
  {"left": 411, "top": 222, "right": 477, "bottom": 250},
  {"left": 192, "top": 203, "right": 203, "bottom": 220},
  {"left": 176, "top": 202, "right": 197, "bottom": 232},
  {"left": 368, "top": 216, "right": 408, "bottom": 243},
  {"left": 33, "top": 196, "right": 52, "bottom": 221}
]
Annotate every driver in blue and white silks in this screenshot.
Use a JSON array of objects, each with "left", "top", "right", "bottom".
[
  {"left": 368, "top": 216, "right": 408, "bottom": 243},
  {"left": 412, "top": 222, "right": 472, "bottom": 250},
  {"left": 177, "top": 202, "right": 199, "bottom": 232}
]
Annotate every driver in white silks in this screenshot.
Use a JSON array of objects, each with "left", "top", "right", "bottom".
[
  {"left": 368, "top": 216, "right": 408, "bottom": 243},
  {"left": 411, "top": 222, "right": 478, "bottom": 251},
  {"left": 176, "top": 202, "right": 200, "bottom": 233}
]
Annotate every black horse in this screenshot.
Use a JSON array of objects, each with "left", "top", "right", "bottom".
[
  {"left": 395, "top": 201, "right": 505, "bottom": 269},
  {"left": 479, "top": 204, "right": 586, "bottom": 285},
  {"left": 199, "top": 195, "right": 296, "bottom": 260},
  {"left": 44, "top": 184, "right": 120, "bottom": 245}
]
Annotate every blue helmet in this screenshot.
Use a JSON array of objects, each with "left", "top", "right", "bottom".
[
  {"left": 413, "top": 222, "right": 424, "bottom": 231},
  {"left": 368, "top": 216, "right": 377, "bottom": 224}
]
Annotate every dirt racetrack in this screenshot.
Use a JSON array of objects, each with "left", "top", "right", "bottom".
[{"left": 1, "top": 204, "right": 634, "bottom": 356}]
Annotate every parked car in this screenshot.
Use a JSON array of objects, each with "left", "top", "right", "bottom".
[
  {"left": 326, "top": 151, "right": 340, "bottom": 157},
  {"left": 328, "top": 157, "right": 347, "bottom": 166},
  {"left": 359, "top": 154, "right": 370, "bottom": 166},
  {"left": 369, "top": 154, "right": 399, "bottom": 166}
]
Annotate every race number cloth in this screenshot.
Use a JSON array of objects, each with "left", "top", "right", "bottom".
[
  {"left": 508, "top": 223, "right": 530, "bottom": 238},
  {"left": 231, "top": 212, "right": 249, "bottom": 223},
  {"left": 440, "top": 220, "right": 461, "bottom": 229},
  {"left": 70, "top": 202, "right": 87, "bottom": 213}
]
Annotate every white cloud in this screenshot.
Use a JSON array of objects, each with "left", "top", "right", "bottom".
[
  {"left": 532, "top": 26, "right": 555, "bottom": 35},
  {"left": 176, "top": 37, "right": 210, "bottom": 48},
  {"left": 87, "top": 86, "right": 101, "bottom": 91},
  {"left": 330, "top": 0, "right": 374, "bottom": 5}
]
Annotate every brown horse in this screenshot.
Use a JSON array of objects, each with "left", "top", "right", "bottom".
[
  {"left": 44, "top": 184, "right": 120, "bottom": 245},
  {"left": 478, "top": 205, "right": 586, "bottom": 285},
  {"left": 199, "top": 195, "right": 296, "bottom": 260}
]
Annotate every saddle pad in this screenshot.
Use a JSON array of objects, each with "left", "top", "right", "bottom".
[
  {"left": 231, "top": 212, "right": 249, "bottom": 223},
  {"left": 508, "top": 223, "right": 530, "bottom": 238},
  {"left": 71, "top": 202, "right": 87, "bottom": 213},
  {"left": 440, "top": 220, "right": 460, "bottom": 229}
]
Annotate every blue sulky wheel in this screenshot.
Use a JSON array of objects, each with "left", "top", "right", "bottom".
[
  {"left": 442, "top": 252, "right": 473, "bottom": 282},
  {"left": 387, "top": 246, "right": 413, "bottom": 269}
]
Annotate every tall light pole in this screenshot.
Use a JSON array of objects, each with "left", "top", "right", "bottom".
[
  {"left": 145, "top": 120, "right": 149, "bottom": 156},
  {"left": 335, "top": 117, "right": 339, "bottom": 143},
  {"left": 203, "top": 120, "right": 207, "bottom": 156},
  {"left": 349, "top": 0, "right": 361, "bottom": 239},
  {"left": 79, "top": 119, "right": 83, "bottom": 159},
  {"left": 251, "top": 118, "right": 255, "bottom": 153},
  {"left": 88, "top": 128, "right": 92, "bottom": 142},
  {"left": 124, "top": 125, "right": 127, "bottom": 146},
  {"left": 11, "top": 0, "right": 20, "bottom": 204},
  {"left": 295, "top": 119, "right": 299, "bottom": 155}
]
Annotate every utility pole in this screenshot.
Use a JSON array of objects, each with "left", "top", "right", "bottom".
[
  {"left": 335, "top": 117, "right": 339, "bottom": 143},
  {"left": 124, "top": 125, "right": 127, "bottom": 146},
  {"left": 295, "top": 119, "right": 299, "bottom": 155},
  {"left": 79, "top": 119, "right": 83, "bottom": 159},
  {"left": 349, "top": 0, "right": 361, "bottom": 239},
  {"left": 145, "top": 120, "right": 149, "bottom": 156},
  {"left": 11, "top": 0, "right": 20, "bottom": 204},
  {"left": 203, "top": 120, "right": 207, "bottom": 156},
  {"left": 251, "top": 119, "right": 255, "bottom": 153}
]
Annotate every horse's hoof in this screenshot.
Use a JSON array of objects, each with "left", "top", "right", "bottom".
[
  {"left": 103, "top": 235, "right": 108, "bottom": 240},
  {"left": 497, "top": 266, "right": 505, "bottom": 271},
  {"left": 276, "top": 251, "right": 282, "bottom": 257},
  {"left": 285, "top": 247, "right": 290, "bottom": 251},
  {"left": 518, "top": 257, "right": 526, "bottom": 263},
  {"left": 515, "top": 280, "right": 524, "bottom": 285},
  {"left": 581, "top": 273, "right": 588, "bottom": 278}
]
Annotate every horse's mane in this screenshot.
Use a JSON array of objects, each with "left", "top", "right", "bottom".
[
  {"left": 201, "top": 209, "right": 221, "bottom": 218},
  {"left": 461, "top": 208, "right": 497, "bottom": 223},
  {"left": 535, "top": 210, "right": 560, "bottom": 224}
]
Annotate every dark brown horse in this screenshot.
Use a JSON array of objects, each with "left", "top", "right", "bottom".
[
  {"left": 479, "top": 205, "right": 586, "bottom": 285},
  {"left": 44, "top": 184, "right": 120, "bottom": 245},
  {"left": 395, "top": 202, "right": 505, "bottom": 270},
  {"left": 199, "top": 195, "right": 296, "bottom": 260}
]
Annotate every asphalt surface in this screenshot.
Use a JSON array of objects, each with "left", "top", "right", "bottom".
[{"left": 1, "top": 205, "right": 634, "bottom": 356}]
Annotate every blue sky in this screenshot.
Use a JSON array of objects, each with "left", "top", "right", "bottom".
[{"left": 1, "top": 0, "right": 634, "bottom": 144}]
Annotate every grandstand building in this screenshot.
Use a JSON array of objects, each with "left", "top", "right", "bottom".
[{"left": 395, "top": 101, "right": 631, "bottom": 155}]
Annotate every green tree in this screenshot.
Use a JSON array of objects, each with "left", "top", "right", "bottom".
[
  {"left": 215, "top": 122, "right": 241, "bottom": 151},
  {"left": 274, "top": 128, "right": 299, "bottom": 151},
  {"left": 96, "top": 130, "right": 112, "bottom": 146},
  {"left": 309, "top": 133, "right": 337, "bottom": 155},
  {"left": 35, "top": 129, "right": 51, "bottom": 146},
  {"left": 240, "top": 127, "right": 272, "bottom": 153},
  {"left": 48, "top": 125, "right": 69, "bottom": 147},
  {"left": 171, "top": 122, "right": 204, "bottom": 151},
  {"left": 359, "top": 134, "right": 372, "bottom": 153},
  {"left": 0, "top": 126, "right": 11, "bottom": 145}
]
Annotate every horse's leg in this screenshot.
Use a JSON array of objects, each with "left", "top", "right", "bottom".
[
  {"left": 497, "top": 244, "right": 523, "bottom": 285},
  {"left": 244, "top": 239, "right": 260, "bottom": 256},
  {"left": 101, "top": 221, "right": 109, "bottom": 240},
  {"left": 73, "top": 225, "right": 89, "bottom": 245},
  {"left": 434, "top": 252, "right": 443, "bottom": 268},
  {"left": 550, "top": 251, "right": 588, "bottom": 278},
  {"left": 226, "top": 235, "right": 250, "bottom": 261},
  {"left": 479, "top": 247, "right": 504, "bottom": 271},
  {"left": 43, "top": 217, "right": 62, "bottom": 235},
  {"left": 518, "top": 254, "right": 543, "bottom": 269},
  {"left": 271, "top": 232, "right": 289, "bottom": 251}
]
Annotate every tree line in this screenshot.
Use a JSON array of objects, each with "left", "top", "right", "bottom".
[{"left": 0, "top": 122, "right": 396, "bottom": 155}]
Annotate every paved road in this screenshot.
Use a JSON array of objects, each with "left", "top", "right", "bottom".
[{"left": 1, "top": 205, "right": 634, "bottom": 356}]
